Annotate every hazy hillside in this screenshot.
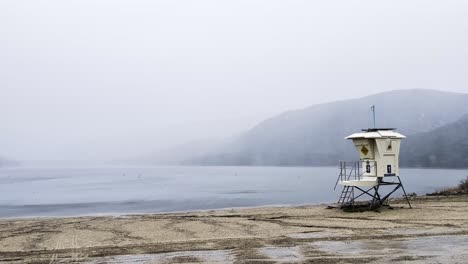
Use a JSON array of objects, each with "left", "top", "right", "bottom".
[
  {"left": 0, "top": 157, "right": 19, "bottom": 167},
  {"left": 401, "top": 114, "right": 468, "bottom": 168},
  {"left": 187, "top": 89, "right": 468, "bottom": 166},
  {"left": 135, "top": 139, "right": 225, "bottom": 165}
]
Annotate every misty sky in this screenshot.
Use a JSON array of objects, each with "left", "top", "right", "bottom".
[{"left": 2, "top": 0, "right": 468, "bottom": 161}]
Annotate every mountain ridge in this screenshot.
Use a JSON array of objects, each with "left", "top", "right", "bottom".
[
  {"left": 401, "top": 113, "right": 468, "bottom": 168},
  {"left": 185, "top": 89, "right": 468, "bottom": 167}
]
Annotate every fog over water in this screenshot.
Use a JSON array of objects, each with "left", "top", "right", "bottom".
[{"left": 2, "top": 1, "right": 468, "bottom": 161}]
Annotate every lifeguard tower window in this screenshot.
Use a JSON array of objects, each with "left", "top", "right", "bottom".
[{"left": 334, "top": 128, "right": 412, "bottom": 210}]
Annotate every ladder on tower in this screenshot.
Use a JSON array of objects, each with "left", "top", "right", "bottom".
[{"left": 338, "top": 186, "right": 354, "bottom": 205}]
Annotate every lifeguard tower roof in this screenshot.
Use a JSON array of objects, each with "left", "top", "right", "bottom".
[
  {"left": 361, "top": 128, "right": 395, "bottom": 132},
  {"left": 345, "top": 128, "right": 405, "bottom": 140}
]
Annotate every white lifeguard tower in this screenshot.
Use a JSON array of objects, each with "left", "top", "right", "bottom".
[{"left": 334, "top": 128, "right": 412, "bottom": 209}]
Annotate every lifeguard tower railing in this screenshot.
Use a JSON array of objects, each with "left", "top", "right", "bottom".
[{"left": 334, "top": 160, "right": 377, "bottom": 190}]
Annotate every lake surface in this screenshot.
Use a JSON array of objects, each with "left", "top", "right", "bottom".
[{"left": 0, "top": 166, "right": 467, "bottom": 218}]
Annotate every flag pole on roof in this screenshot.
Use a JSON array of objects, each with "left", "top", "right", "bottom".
[{"left": 370, "top": 105, "right": 376, "bottom": 128}]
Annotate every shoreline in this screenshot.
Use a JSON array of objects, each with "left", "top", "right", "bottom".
[
  {"left": 0, "top": 201, "right": 337, "bottom": 221},
  {"left": 1, "top": 195, "right": 467, "bottom": 263}
]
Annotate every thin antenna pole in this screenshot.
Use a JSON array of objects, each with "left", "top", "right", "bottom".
[{"left": 370, "top": 105, "right": 376, "bottom": 128}]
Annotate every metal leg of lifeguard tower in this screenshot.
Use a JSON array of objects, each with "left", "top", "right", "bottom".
[
  {"left": 379, "top": 176, "right": 412, "bottom": 209},
  {"left": 338, "top": 177, "right": 412, "bottom": 210},
  {"left": 369, "top": 184, "right": 380, "bottom": 209},
  {"left": 339, "top": 186, "right": 381, "bottom": 209},
  {"left": 399, "top": 177, "right": 412, "bottom": 208},
  {"left": 339, "top": 186, "right": 368, "bottom": 206}
]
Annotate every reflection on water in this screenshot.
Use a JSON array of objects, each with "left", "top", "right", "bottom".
[
  {"left": 84, "top": 250, "right": 235, "bottom": 264},
  {"left": 0, "top": 166, "right": 466, "bottom": 218},
  {"left": 311, "top": 235, "right": 468, "bottom": 256}
]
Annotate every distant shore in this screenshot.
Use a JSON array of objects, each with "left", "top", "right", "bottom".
[{"left": 1, "top": 195, "right": 467, "bottom": 263}]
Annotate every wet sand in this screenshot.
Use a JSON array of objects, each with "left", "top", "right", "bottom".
[{"left": 1, "top": 195, "right": 467, "bottom": 263}]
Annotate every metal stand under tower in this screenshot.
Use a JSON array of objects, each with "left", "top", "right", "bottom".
[{"left": 334, "top": 161, "right": 412, "bottom": 210}]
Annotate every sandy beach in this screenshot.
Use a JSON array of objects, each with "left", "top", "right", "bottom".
[{"left": 0, "top": 195, "right": 467, "bottom": 263}]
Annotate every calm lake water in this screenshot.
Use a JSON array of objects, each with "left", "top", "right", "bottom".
[{"left": 0, "top": 166, "right": 467, "bottom": 218}]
